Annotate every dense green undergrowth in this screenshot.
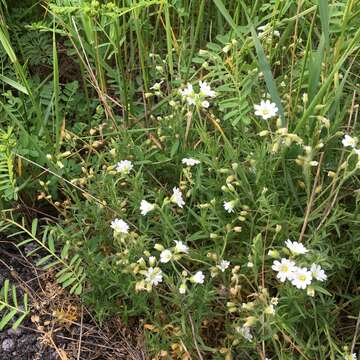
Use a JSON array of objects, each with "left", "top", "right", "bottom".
[{"left": 0, "top": 0, "right": 360, "bottom": 359}]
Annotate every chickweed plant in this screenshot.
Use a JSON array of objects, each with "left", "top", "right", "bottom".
[{"left": 0, "top": 0, "right": 360, "bottom": 359}]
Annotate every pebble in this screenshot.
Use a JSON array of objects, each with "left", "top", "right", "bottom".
[
  {"left": 2, "top": 338, "right": 15, "bottom": 352},
  {"left": 7, "top": 327, "right": 22, "bottom": 336}
]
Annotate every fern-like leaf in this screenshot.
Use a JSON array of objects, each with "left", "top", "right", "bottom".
[
  {"left": 0, "top": 127, "right": 18, "bottom": 201},
  {"left": 0, "top": 279, "right": 30, "bottom": 330},
  {"left": 13, "top": 219, "right": 85, "bottom": 295}
]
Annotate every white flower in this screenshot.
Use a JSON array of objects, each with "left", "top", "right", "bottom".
[
  {"left": 254, "top": 100, "right": 278, "bottom": 120},
  {"left": 201, "top": 100, "right": 210, "bottom": 108},
  {"left": 179, "top": 83, "right": 194, "bottom": 98},
  {"left": 174, "top": 240, "right": 189, "bottom": 254},
  {"left": 179, "top": 83, "right": 196, "bottom": 105},
  {"left": 310, "top": 264, "right": 327, "bottom": 281},
  {"left": 144, "top": 267, "right": 163, "bottom": 286},
  {"left": 110, "top": 218, "right": 129, "bottom": 234},
  {"left": 272, "top": 258, "right": 296, "bottom": 282},
  {"left": 191, "top": 271, "right": 205, "bottom": 284},
  {"left": 354, "top": 148, "right": 360, "bottom": 156},
  {"left": 150, "top": 81, "right": 162, "bottom": 91},
  {"left": 285, "top": 239, "right": 308, "bottom": 255},
  {"left": 140, "top": 200, "right": 155, "bottom": 216},
  {"left": 160, "top": 249, "right": 172, "bottom": 263},
  {"left": 342, "top": 134, "right": 357, "bottom": 148},
  {"left": 137, "top": 257, "right": 145, "bottom": 266},
  {"left": 186, "top": 94, "right": 197, "bottom": 106},
  {"left": 179, "top": 82, "right": 215, "bottom": 108},
  {"left": 222, "top": 44, "right": 232, "bottom": 53},
  {"left": 264, "top": 304, "right": 275, "bottom": 315},
  {"left": 270, "top": 297, "right": 278, "bottom": 305},
  {"left": 182, "top": 158, "right": 200, "bottom": 167},
  {"left": 258, "top": 24, "right": 280, "bottom": 38},
  {"left": 345, "top": 354, "right": 357, "bottom": 360},
  {"left": 290, "top": 267, "right": 312, "bottom": 289},
  {"left": 223, "top": 200, "right": 236, "bottom": 213},
  {"left": 116, "top": 160, "right": 133, "bottom": 175},
  {"left": 179, "top": 283, "right": 187, "bottom": 294},
  {"left": 199, "top": 81, "right": 216, "bottom": 98},
  {"left": 217, "top": 260, "right": 230, "bottom": 272},
  {"left": 171, "top": 187, "right": 185, "bottom": 208},
  {"left": 239, "top": 325, "right": 253, "bottom": 342}
]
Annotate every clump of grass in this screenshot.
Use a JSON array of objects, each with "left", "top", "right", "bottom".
[{"left": 0, "top": 0, "right": 360, "bottom": 359}]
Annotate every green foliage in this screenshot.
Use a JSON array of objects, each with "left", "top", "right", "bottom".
[
  {"left": 0, "top": 0, "right": 360, "bottom": 358},
  {"left": 0, "top": 279, "right": 30, "bottom": 330},
  {"left": 20, "top": 31, "right": 53, "bottom": 66},
  {"left": 0, "top": 127, "right": 17, "bottom": 201},
  {"left": 10, "top": 219, "right": 86, "bottom": 295}
]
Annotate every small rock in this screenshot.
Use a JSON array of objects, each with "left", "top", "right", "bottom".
[
  {"left": 2, "top": 338, "right": 15, "bottom": 352},
  {"left": 7, "top": 327, "right": 22, "bottom": 336},
  {"left": 24, "top": 243, "right": 37, "bottom": 255}
]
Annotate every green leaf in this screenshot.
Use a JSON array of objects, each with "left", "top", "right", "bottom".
[
  {"left": 31, "top": 219, "right": 38, "bottom": 237},
  {"left": 48, "top": 235, "right": 55, "bottom": 253},
  {"left": 35, "top": 254, "right": 52, "bottom": 267},
  {"left": 318, "top": 0, "right": 329, "bottom": 49},
  {"left": 0, "top": 309, "right": 18, "bottom": 330},
  {"left": 12, "top": 312, "right": 28, "bottom": 330},
  {"left": 11, "top": 285, "right": 17, "bottom": 308},
  {"left": 23, "top": 293, "right": 28, "bottom": 311},
  {"left": 57, "top": 272, "right": 73, "bottom": 284},
  {"left": 0, "top": 75, "right": 29, "bottom": 95},
  {"left": 42, "top": 260, "right": 61, "bottom": 270},
  {"left": 3, "top": 279, "right": 9, "bottom": 303},
  {"left": 170, "top": 138, "right": 180, "bottom": 157},
  {"left": 74, "top": 283, "right": 83, "bottom": 295},
  {"left": 62, "top": 276, "right": 77, "bottom": 288},
  {"left": 61, "top": 242, "right": 70, "bottom": 259}
]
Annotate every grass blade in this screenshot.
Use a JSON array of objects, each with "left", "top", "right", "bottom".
[
  {"left": 212, "top": 0, "right": 285, "bottom": 126},
  {"left": 318, "top": 0, "right": 329, "bottom": 49},
  {"left": 0, "top": 75, "right": 28, "bottom": 95}
]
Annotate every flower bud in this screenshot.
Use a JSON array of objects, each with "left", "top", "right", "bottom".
[
  {"left": 149, "top": 256, "right": 156, "bottom": 267},
  {"left": 302, "top": 93, "right": 308, "bottom": 104},
  {"left": 154, "top": 243, "right": 164, "bottom": 251},
  {"left": 268, "top": 250, "right": 280, "bottom": 258},
  {"left": 307, "top": 286, "right": 315, "bottom": 297},
  {"left": 258, "top": 130, "right": 269, "bottom": 137},
  {"left": 244, "top": 316, "right": 256, "bottom": 327}
]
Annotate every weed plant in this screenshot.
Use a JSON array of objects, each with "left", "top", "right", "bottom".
[{"left": 0, "top": 0, "right": 360, "bottom": 359}]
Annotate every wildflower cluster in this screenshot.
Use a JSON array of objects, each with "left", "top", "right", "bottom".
[
  {"left": 108, "top": 157, "right": 211, "bottom": 293},
  {"left": 228, "top": 287, "right": 279, "bottom": 346},
  {"left": 271, "top": 240, "right": 327, "bottom": 293},
  {"left": 179, "top": 81, "right": 216, "bottom": 108}
]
